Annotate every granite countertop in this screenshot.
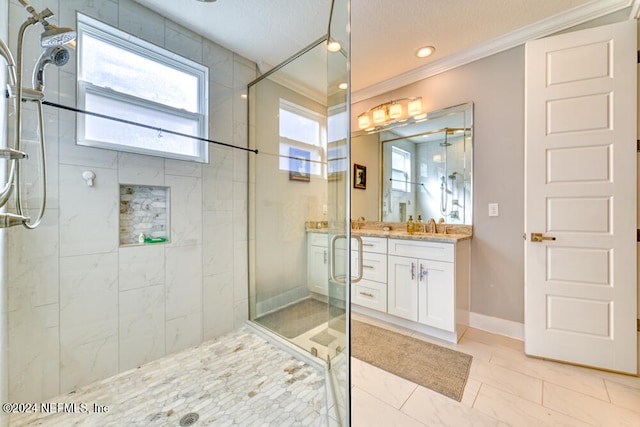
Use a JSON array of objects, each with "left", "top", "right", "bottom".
[
  {"left": 305, "top": 221, "right": 472, "bottom": 243},
  {"left": 352, "top": 229, "right": 471, "bottom": 243}
]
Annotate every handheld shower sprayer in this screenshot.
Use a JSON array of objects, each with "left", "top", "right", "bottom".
[
  {"left": 33, "top": 46, "right": 70, "bottom": 91},
  {"left": 0, "top": 0, "right": 76, "bottom": 228}
]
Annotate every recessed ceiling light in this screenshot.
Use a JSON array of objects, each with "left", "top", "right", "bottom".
[
  {"left": 327, "top": 41, "right": 341, "bottom": 52},
  {"left": 416, "top": 46, "right": 435, "bottom": 58}
]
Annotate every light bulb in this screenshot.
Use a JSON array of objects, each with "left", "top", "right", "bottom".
[
  {"left": 358, "top": 115, "right": 370, "bottom": 129},
  {"left": 372, "top": 109, "right": 386, "bottom": 124},
  {"left": 408, "top": 98, "right": 423, "bottom": 116},
  {"left": 327, "top": 41, "right": 341, "bottom": 52},
  {"left": 416, "top": 46, "right": 435, "bottom": 58},
  {"left": 389, "top": 103, "right": 402, "bottom": 119}
]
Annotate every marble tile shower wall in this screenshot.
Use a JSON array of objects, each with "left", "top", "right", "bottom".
[{"left": 6, "top": 0, "right": 255, "bottom": 402}]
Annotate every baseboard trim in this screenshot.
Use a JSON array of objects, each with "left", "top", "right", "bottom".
[{"left": 469, "top": 312, "right": 524, "bottom": 341}]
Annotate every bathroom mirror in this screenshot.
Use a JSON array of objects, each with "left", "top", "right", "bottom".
[
  {"left": 381, "top": 102, "right": 472, "bottom": 224},
  {"left": 351, "top": 102, "right": 473, "bottom": 224}
]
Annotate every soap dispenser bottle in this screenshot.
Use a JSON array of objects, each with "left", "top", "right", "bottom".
[{"left": 407, "top": 215, "right": 415, "bottom": 234}]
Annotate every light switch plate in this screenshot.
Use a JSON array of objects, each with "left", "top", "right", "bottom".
[{"left": 488, "top": 203, "right": 499, "bottom": 217}]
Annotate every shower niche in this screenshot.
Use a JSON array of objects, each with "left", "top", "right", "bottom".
[{"left": 119, "top": 184, "right": 170, "bottom": 245}]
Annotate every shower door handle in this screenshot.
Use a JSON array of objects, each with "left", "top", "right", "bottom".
[
  {"left": 352, "top": 235, "right": 364, "bottom": 283},
  {"left": 329, "top": 234, "right": 364, "bottom": 284}
]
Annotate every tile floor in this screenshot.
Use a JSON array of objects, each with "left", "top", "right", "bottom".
[
  {"left": 9, "top": 327, "right": 328, "bottom": 427},
  {"left": 351, "top": 313, "right": 640, "bottom": 427},
  {"left": 9, "top": 314, "right": 640, "bottom": 426}
]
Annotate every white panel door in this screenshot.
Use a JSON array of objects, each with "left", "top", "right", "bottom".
[{"left": 525, "top": 20, "right": 637, "bottom": 373}]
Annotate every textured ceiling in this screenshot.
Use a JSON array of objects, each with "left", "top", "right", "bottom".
[
  {"left": 351, "top": 0, "right": 594, "bottom": 92},
  {"left": 132, "top": 0, "right": 632, "bottom": 96}
]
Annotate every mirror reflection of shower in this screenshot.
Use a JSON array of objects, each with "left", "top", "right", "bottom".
[
  {"left": 0, "top": 0, "right": 76, "bottom": 228},
  {"left": 439, "top": 129, "right": 462, "bottom": 220}
]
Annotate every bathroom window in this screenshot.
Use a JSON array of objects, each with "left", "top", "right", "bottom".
[
  {"left": 327, "top": 107, "right": 348, "bottom": 175},
  {"left": 278, "top": 99, "right": 326, "bottom": 177},
  {"left": 76, "top": 14, "right": 209, "bottom": 162},
  {"left": 391, "top": 147, "right": 411, "bottom": 192}
]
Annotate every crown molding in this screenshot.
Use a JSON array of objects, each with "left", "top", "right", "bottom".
[{"left": 352, "top": 0, "right": 634, "bottom": 103}]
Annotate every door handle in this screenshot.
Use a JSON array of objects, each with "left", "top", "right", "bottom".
[{"left": 531, "top": 232, "right": 556, "bottom": 242}]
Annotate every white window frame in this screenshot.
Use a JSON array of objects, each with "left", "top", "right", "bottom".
[
  {"left": 391, "top": 146, "right": 411, "bottom": 192},
  {"left": 76, "top": 13, "right": 209, "bottom": 162},
  {"left": 278, "top": 99, "right": 326, "bottom": 177}
]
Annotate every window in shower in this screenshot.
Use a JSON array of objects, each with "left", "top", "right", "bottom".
[
  {"left": 278, "top": 99, "right": 326, "bottom": 177},
  {"left": 76, "top": 14, "right": 209, "bottom": 163},
  {"left": 327, "top": 107, "right": 348, "bottom": 176},
  {"left": 391, "top": 146, "right": 411, "bottom": 192}
]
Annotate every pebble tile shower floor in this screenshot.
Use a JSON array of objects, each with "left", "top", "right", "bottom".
[{"left": 10, "top": 327, "right": 327, "bottom": 426}]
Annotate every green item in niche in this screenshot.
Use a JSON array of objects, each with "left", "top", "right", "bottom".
[{"left": 144, "top": 237, "right": 167, "bottom": 244}]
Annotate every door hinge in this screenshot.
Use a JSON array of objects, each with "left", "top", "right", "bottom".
[
  {"left": 637, "top": 229, "right": 640, "bottom": 242},
  {"left": 637, "top": 50, "right": 640, "bottom": 64}
]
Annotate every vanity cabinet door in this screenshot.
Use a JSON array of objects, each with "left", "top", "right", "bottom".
[
  {"left": 417, "top": 259, "right": 455, "bottom": 332},
  {"left": 387, "top": 255, "right": 418, "bottom": 321},
  {"left": 307, "top": 243, "right": 328, "bottom": 296}
]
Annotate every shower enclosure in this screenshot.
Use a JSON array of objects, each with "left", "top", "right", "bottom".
[{"left": 248, "top": 0, "right": 351, "bottom": 424}]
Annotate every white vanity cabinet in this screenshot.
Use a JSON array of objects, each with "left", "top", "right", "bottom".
[
  {"left": 307, "top": 229, "right": 471, "bottom": 343},
  {"left": 388, "top": 255, "right": 455, "bottom": 332},
  {"left": 307, "top": 232, "right": 329, "bottom": 296},
  {"left": 351, "top": 236, "right": 387, "bottom": 312},
  {"left": 388, "top": 241, "right": 456, "bottom": 332},
  {"left": 353, "top": 236, "right": 470, "bottom": 343}
]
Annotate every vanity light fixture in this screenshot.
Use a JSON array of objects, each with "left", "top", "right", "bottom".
[
  {"left": 357, "top": 97, "right": 424, "bottom": 130},
  {"left": 416, "top": 45, "right": 435, "bottom": 58}
]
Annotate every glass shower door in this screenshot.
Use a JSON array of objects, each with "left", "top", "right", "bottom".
[
  {"left": 247, "top": 0, "right": 350, "bottom": 424},
  {"left": 325, "top": 0, "right": 350, "bottom": 424}
]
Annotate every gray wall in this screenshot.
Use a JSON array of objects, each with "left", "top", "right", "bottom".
[
  {"left": 351, "top": 132, "right": 379, "bottom": 221},
  {"left": 6, "top": 0, "right": 254, "bottom": 402},
  {"left": 352, "top": 13, "right": 638, "bottom": 326},
  {"left": 353, "top": 45, "right": 527, "bottom": 323}
]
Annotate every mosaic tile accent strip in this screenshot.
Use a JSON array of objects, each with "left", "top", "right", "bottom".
[
  {"left": 120, "top": 185, "right": 169, "bottom": 245},
  {"left": 10, "top": 327, "right": 327, "bottom": 426}
]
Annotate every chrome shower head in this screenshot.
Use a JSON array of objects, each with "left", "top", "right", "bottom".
[
  {"left": 32, "top": 46, "right": 70, "bottom": 91},
  {"left": 40, "top": 23, "right": 76, "bottom": 47}
]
